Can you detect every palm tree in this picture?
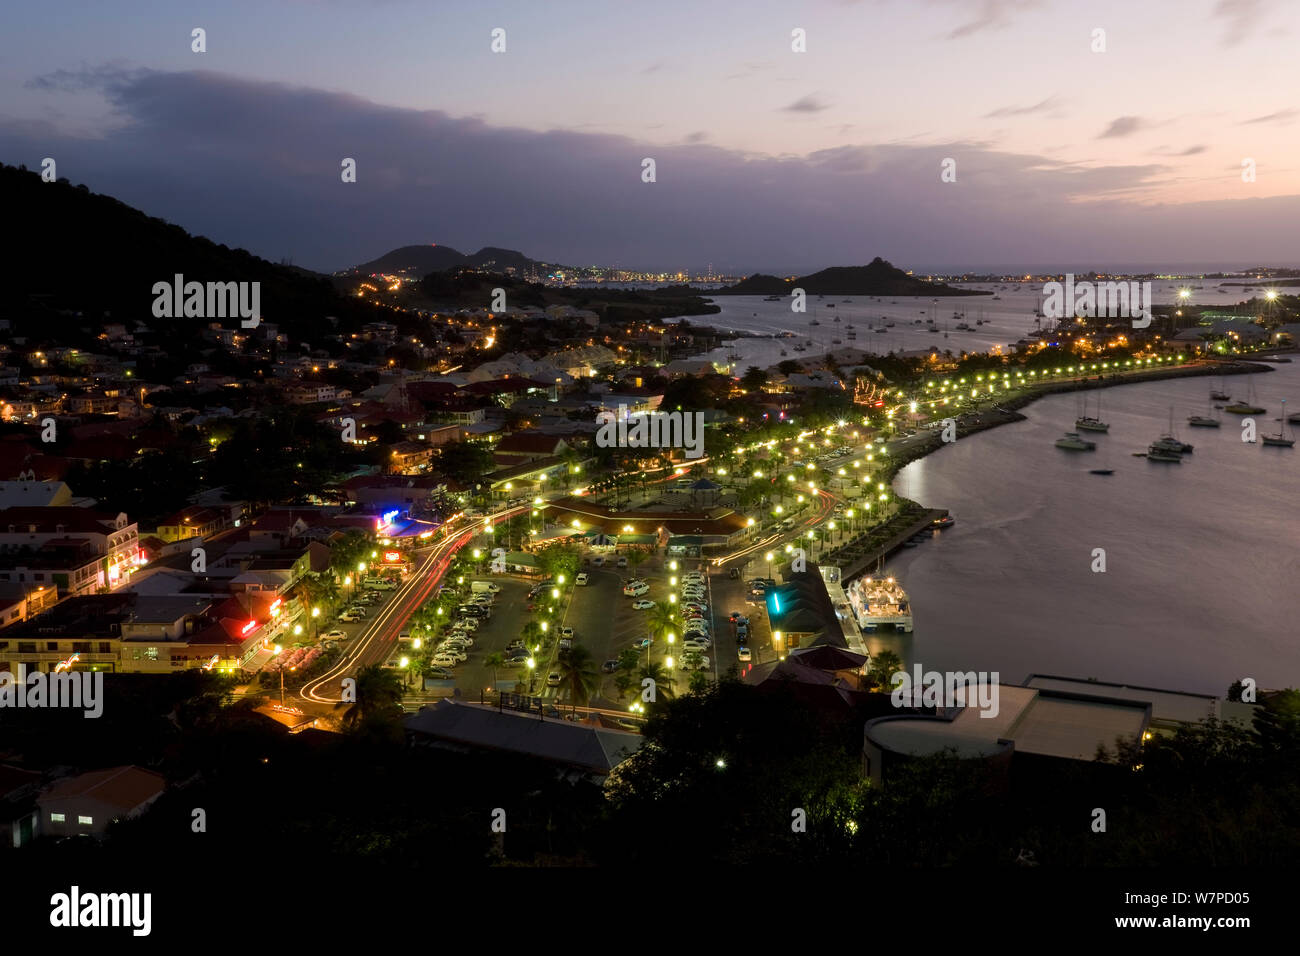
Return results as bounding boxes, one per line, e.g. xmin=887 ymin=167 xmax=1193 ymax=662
xmin=556 ymin=644 xmax=599 ymax=706
xmin=334 ymin=664 xmax=404 ymax=731
xmin=637 ymin=661 xmax=675 ymax=702
xmin=624 ymin=549 xmax=651 ymax=579
xmin=483 ymin=652 xmax=505 ymax=691
xmin=687 ymin=669 xmax=712 ymax=695
xmin=646 ymin=601 xmax=682 ymax=643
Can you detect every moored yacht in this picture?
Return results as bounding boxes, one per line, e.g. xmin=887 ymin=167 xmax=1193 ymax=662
xmin=846 ymin=576 xmax=913 ymax=633
xmin=1055 ymin=432 xmax=1096 ymax=451
xmin=1146 ymin=444 xmax=1182 ymax=462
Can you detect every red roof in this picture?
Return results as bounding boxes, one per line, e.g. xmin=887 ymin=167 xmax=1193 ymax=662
xmin=40 ymin=765 xmax=165 ymax=812
xmin=0 ymin=507 xmax=123 ymax=534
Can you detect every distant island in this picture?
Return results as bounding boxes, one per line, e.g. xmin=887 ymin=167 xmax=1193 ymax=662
xmin=347 ymin=244 xmax=565 ymax=279
xmin=715 ymin=257 xmax=990 ymax=297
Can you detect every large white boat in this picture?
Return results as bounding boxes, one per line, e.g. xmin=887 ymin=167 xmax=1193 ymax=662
xmin=846 ymin=575 xmax=913 ymax=633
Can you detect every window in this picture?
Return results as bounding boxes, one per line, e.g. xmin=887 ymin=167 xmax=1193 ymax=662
xmin=73 ymin=642 xmax=91 ymax=653
xmin=98 ymin=642 xmax=111 ymax=654
xmin=78 ymin=815 xmax=93 ymax=826
xmin=50 ymin=813 xmax=65 ymax=822
xmin=46 ymin=642 xmax=59 ymax=652
xmin=18 ymin=642 xmax=35 ymax=654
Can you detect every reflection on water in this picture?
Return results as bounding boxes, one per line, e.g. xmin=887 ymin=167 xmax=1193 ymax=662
xmin=881 ymin=361 xmax=1300 ymax=695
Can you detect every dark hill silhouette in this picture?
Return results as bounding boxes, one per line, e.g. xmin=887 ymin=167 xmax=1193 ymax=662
xmin=718 ymin=257 xmax=986 ymax=297
xmin=351 ymin=244 xmax=565 ymax=278
xmin=0 ymin=162 xmax=380 ymax=338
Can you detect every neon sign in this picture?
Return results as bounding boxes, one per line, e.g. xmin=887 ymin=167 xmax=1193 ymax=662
xmin=269 ymin=599 xmax=283 ymax=617
xmin=241 ymin=620 xmax=258 ymax=635
xmin=54 ymin=653 xmax=81 ymax=673
xmin=379 ymin=509 xmax=400 ymax=528
xmin=384 ymin=551 xmax=401 ymax=563
xmin=202 ymin=655 xmax=220 ymax=671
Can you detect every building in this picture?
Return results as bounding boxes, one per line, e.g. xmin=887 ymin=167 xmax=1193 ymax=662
xmin=0 ymin=507 xmax=141 ymax=592
xmin=542 ymin=496 xmax=752 ymax=551
xmin=0 ymin=765 xmax=42 ymax=848
xmin=764 ymin=563 xmax=846 ymax=652
xmin=405 ymin=699 xmax=641 ymax=780
xmin=154 ymin=506 xmax=227 ymax=543
xmin=388 ymin=440 xmax=435 ymax=474
xmin=36 ymin=766 xmax=166 ymax=840
xmin=492 ymin=432 xmax=570 ymax=466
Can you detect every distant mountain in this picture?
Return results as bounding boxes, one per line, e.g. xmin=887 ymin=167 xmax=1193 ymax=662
xmin=350 ymin=244 xmax=565 ymax=278
xmin=716 ymin=257 xmax=988 ymax=297
xmin=0 ymin=162 xmax=377 ymax=339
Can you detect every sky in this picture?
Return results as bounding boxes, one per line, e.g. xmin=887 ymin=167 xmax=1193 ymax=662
xmin=1 ymin=0 xmax=1297 ymax=275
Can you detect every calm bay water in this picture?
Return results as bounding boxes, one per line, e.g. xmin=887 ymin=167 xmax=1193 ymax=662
xmin=880 ymin=361 xmax=1300 ymax=696
xmin=691 ymin=283 xmax=1263 ymax=371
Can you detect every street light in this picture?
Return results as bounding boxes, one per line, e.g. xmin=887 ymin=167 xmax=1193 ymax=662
xmin=311 ymin=606 xmax=320 ymax=640
xmin=765 ymin=551 xmax=773 ymax=580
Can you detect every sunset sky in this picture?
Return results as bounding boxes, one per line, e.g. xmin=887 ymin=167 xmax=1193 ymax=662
xmin=2 ymin=0 xmax=1296 ymax=273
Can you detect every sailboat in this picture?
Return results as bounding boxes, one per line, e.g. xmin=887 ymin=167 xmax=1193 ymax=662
xmin=1209 ymin=373 xmax=1230 ymax=402
xmin=1151 ymin=407 xmax=1193 ymax=454
xmin=1075 ymin=388 xmax=1109 ymax=432
xmin=1225 ymin=375 xmax=1265 ymax=414
xmin=1262 ymin=399 xmax=1295 ymax=447
xmin=1187 ymin=397 xmax=1221 ymax=428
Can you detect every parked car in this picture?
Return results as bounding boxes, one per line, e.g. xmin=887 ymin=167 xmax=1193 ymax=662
xmin=679 ymin=655 xmax=709 ymax=670
xmin=426 ymin=667 xmax=454 ymax=680
xmin=632 ymin=600 xmax=655 ymax=610
xmin=338 ymin=611 xmax=362 ymax=623
xmin=438 ymin=648 xmax=468 ymax=663
xmin=430 ymin=656 xmax=458 ymax=669
xmin=616 ymin=556 xmax=628 ymax=568
xmin=601 ymin=659 xmax=620 ymax=673
xmin=324 ymin=630 xmax=346 ymax=641
xmin=558 ymin=638 xmax=573 ymax=651
xmin=506 ymin=653 xmax=530 ymax=665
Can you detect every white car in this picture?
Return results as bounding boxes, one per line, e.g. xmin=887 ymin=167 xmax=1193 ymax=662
xmin=323 ymin=630 xmax=346 ymax=641
xmin=448 ymin=630 xmax=468 ymax=642
xmin=632 ymin=600 xmax=655 ymax=610
xmin=682 ymin=640 xmax=710 ymax=653
xmin=576 ymin=572 xmax=589 ymax=586
xmin=737 ymin=647 xmax=752 ymax=662
xmin=437 ymin=648 xmax=467 ymax=663
xmin=679 ymin=655 xmax=710 ymax=671
xmin=456 ymin=618 xmax=479 ymax=631
xmin=681 ymin=588 xmax=706 ymax=599
xmin=430 ymin=656 xmax=459 ymax=669
xmin=624 ymin=584 xmax=650 ymax=597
